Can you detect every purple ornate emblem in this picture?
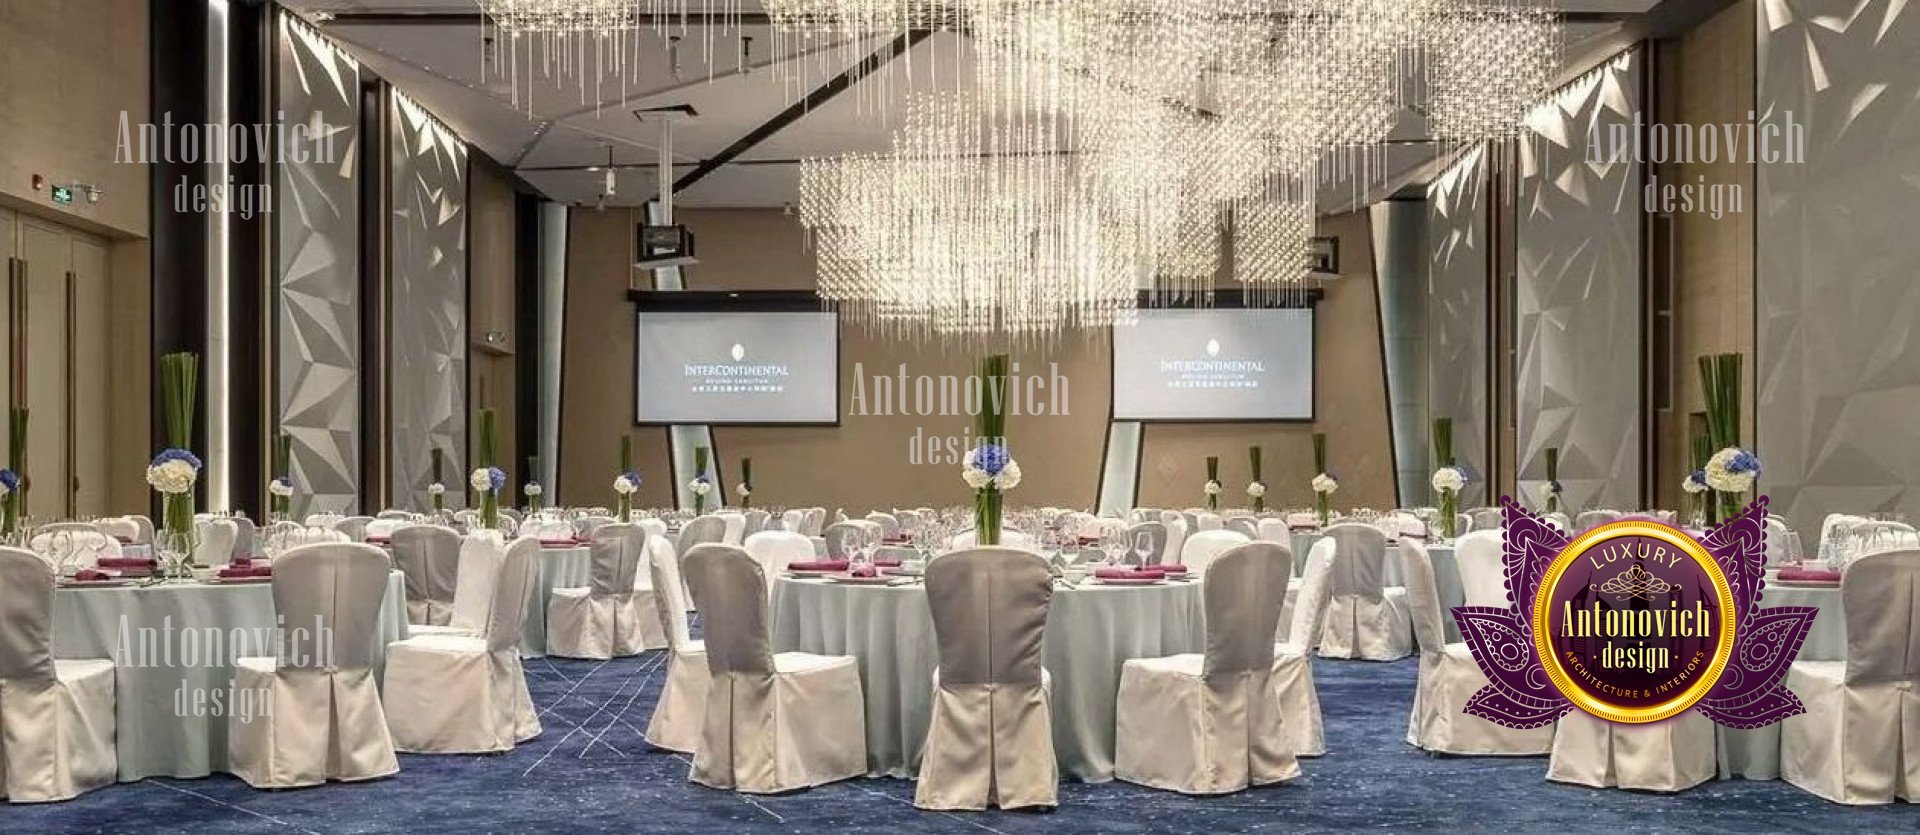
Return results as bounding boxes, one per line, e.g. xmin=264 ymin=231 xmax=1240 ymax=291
xmin=1453 ymin=496 xmax=1817 ymax=728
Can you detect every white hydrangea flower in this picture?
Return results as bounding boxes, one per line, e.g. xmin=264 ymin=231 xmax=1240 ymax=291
xmin=469 ymin=468 xmax=493 ymax=493
xmin=613 ymin=475 xmax=638 ymax=495
xmin=962 ymin=467 xmax=993 ymax=490
xmin=1431 ymin=467 xmax=1466 ymax=493
xmin=1203 ymin=480 xmax=1222 ymax=496
xmin=1311 ymin=473 xmax=1339 ymax=495
xmin=993 ymin=460 xmax=1022 ymax=491
xmin=1704 ymin=447 xmax=1761 ymax=493
xmin=1246 ymin=481 xmax=1267 ymax=498
xmin=268 ymin=479 xmax=294 ymax=498
xmin=1682 ymin=472 xmax=1709 ymax=495
xmin=524 ymin=483 xmax=543 ymax=497
xmin=427 ymin=482 xmax=446 ymax=496
xmin=688 ymin=479 xmax=712 ymax=496
xmin=736 ymin=483 xmax=752 ymax=497
xmin=146 ymin=460 xmax=198 ymax=494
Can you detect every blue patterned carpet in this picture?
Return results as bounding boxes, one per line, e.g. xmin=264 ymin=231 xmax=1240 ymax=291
xmin=13 ymin=651 xmax=1913 ymax=833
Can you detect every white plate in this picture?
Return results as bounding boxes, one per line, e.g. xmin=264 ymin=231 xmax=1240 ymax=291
xmin=826 ymin=573 xmax=893 ymax=585
xmin=1770 ymin=578 xmax=1840 ymax=588
xmin=211 ymin=576 xmax=275 ymax=584
xmin=61 ymin=578 xmax=135 ymax=588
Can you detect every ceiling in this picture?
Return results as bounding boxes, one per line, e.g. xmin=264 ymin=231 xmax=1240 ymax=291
xmin=283 ymin=1 xmax=1665 ymax=210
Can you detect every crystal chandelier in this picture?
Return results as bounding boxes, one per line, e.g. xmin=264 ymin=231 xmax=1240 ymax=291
xmin=480 ymin=0 xmax=643 ymax=109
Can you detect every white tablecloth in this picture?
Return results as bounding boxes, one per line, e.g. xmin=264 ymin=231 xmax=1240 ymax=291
xmin=1718 ymin=580 xmax=1845 ymax=780
xmin=523 ymin=546 xmax=591 ymax=658
xmin=770 ymin=575 xmax=1204 ymax=782
xmin=51 ymin=571 xmax=408 ymax=781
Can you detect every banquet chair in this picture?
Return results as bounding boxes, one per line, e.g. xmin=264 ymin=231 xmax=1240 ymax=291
xmin=744 ymin=531 xmax=815 ymax=588
xmin=1272 ymin=540 xmax=1330 ymax=756
xmin=305 ymin=512 xmax=343 ymax=528
xmin=1164 ymin=518 xmax=1190 ymax=570
xmin=1399 ymin=539 xmax=1551 ymax=756
xmin=1548 ymin=707 xmax=1716 ymax=792
xmin=1195 ymin=512 xmax=1224 ymax=531
xmin=194 ymin=519 xmax=239 ymax=567
xmin=1315 ymin=523 xmax=1413 ymax=661
xmin=502 ymin=508 xmax=524 ymax=524
xmin=228 ymin=543 xmax=400 ymax=788
xmin=1159 ymin=509 xmax=1183 ymax=525
xmin=230 ymin=516 xmax=259 ymax=558
xmin=682 ymin=544 xmax=867 ymax=793
xmin=644 ymin=538 xmax=707 ymax=753
xmin=1781 ymin=549 xmax=1920 ymax=803
xmin=0 ymin=548 xmax=116 ymax=803
xmin=916 ymin=548 xmax=1058 ymax=810
xmin=548 ymin=523 xmax=661 ymax=659
xmin=94 ymin=517 xmax=138 ymax=543
xmin=332 ymin=515 xmax=375 ymax=543
xmin=1255 ymin=518 xmax=1290 ymax=543
xmin=1116 ymin=541 xmax=1302 ymax=794
xmin=638 ymin=517 xmax=669 ymax=541
xmin=1126 ymin=521 xmax=1169 ymax=565
xmin=717 ymin=512 xmax=747 ymax=546
xmin=1285 ymin=512 xmax=1319 ymax=529
xmin=1764 ymin=517 xmax=1799 ymax=567
xmin=363 ymin=518 xmax=408 ymax=541
xmin=1573 ymin=510 xmax=1621 ymax=533
xmin=29 ymin=526 xmax=121 ymax=569
xmin=865 ymin=512 xmax=900 ymax=539
xmin=803 ymin=507 xmax=828 ymax=535
xmin=390 ymin=525 xmax=461 ymax=625
xmin=1544 ymin=512 xmax=1571 ymax=532
xmin=1225 ymin=517 xmax=1259 ymax=539
xmin=677 ymin=515 xmax=728 ymax=559
xmin=1178 ymin=529 xmax=1251 ymax=576
xmin=893 ymin=510 xmax=923 ymax=532
xmin=1453 ymin=530 xmax=1508 ymax=608
xmin=384 ymin=536 xmax=542 ymax=753
xmin=780 ymin=509 xmax=806 ymax=533
xmin=1467 ymin=507 xmax=1503 ymax=533
xmin=743 ymin=509 xmax=770 ymax=536
xmin=404 ymin=533 xmax=509 ymax=639
xmin=822 ymin=521 xmax=864 ymax=560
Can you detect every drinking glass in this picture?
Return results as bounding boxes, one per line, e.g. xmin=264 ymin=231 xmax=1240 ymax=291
xmin=1133 ymin=531 xmax=1154 ymax=566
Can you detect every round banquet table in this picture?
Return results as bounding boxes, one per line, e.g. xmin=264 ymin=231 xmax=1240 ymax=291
xmin=770 ymin=573 xmax=1205 ymax=782
xmin=1716 ymin=579 xmax=1846 ymax=780
xmin=523 ymin=545 xmax=591 ymax=658
xmin=51 ymin=571 xmax=408 ymax=782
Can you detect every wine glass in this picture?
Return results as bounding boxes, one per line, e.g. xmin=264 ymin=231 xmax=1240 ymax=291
xmin=1133 ymin=530 xmax=1154 ymax=567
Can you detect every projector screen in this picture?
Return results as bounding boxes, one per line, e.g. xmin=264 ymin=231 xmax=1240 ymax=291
xmin=635 ymin=310 xmax=840 ymax=424
xmin=1111 ymin=308 xmax=1315 ymax=421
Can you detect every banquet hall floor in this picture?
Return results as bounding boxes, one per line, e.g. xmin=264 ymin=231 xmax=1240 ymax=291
xmin=14 ymin=648 xmax=1912 ymax=833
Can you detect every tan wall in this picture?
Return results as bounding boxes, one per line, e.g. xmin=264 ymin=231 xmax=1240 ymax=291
xmin=468 ymin=162 xmax=519 ymax=481
xmin=559 ymin=206 xmax=1394 ymax=515
xmin=1136 ymin=211 xmax=1397 ymax=511
xmin=0 ymin=0 xmax=150 ymax=239
xmin=1656 ymin=0 xmax=1756 ymax=508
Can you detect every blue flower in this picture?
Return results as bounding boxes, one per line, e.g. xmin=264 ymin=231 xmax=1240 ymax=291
xmin=0 ymin=469 xmax=17 ymax=492
xmin=273 ymin=476 xmax=292 ymax=489
xmin=151 ymin=448 xmax=203 ymax=471
xmin=971 ymin=443 xmax=1010 ymax=476
xmin=488 ymin=466 xmax=506 ymax=492
xmin=1689 ymin=468 xmax=1707 ymax=485
xmin=624 ymin=470 xmax=641 ymax=484
xmin=1727 ymin=449 xmax=1761 ymax=475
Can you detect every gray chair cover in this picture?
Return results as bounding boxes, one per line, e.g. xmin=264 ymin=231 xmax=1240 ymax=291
xmin=1225 ymin=517 xmax=1259 ymax=539
xmin=915 ymin=548 xmax=1057 ymax=809
xmin=1317 ymin=523 xmax=1413 ymax=660
xmin=743 ymin=509 xmax=770 ymax=536
xmin=823 ymin=521 xmax=863 ymax=560
xmin=545 ymin=524 xmax=651 ymax=659
xmin=0 ymin=548 xmax=117 ymax=801
xmin=1127 ymin=521 xmax=1170 ymax=566
xmin=1467 ymin=507 xmax=1503 ymax=533
xmin=676 ymin=515 xmax=727 ymax=559
xmin=391 ymin=525 xmax=462 ymax=626
xmin=331 ymin=515 xmax=374 ymax=542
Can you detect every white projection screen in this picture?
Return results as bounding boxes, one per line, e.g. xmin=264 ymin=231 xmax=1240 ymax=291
xmin=635 ymin=310 xmax=840 ymax=424
xmin=1112 ymin=308 xmax=1315 ymax=421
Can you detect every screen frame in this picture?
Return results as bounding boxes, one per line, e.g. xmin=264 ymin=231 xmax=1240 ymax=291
xmin=628 ymin=290 xmax=843 ymax=427
xmin=1108 ymin=292 xmax=1323 ymax=424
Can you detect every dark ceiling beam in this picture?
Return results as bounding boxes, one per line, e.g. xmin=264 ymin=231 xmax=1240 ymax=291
xmin=1551 ymin=0 xmax=1742 ymax=87
xmin=669 ymin=28 xmax=933 ymax=194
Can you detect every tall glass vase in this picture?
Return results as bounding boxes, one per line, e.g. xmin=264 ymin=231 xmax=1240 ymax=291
xmin=1439 ymin=490 xmax=1458 ymax=541
xmin=617 ymin=495 xmax=632 ymax=522
xmin=480 ymin=491 xmax=499 ymax=530
xmin=1715 ymin=490 xmax=1743 ymax=523
xmin=976 ymin=487 xmax=1002 ymax=545
xmin=160 ymin=493 xmax=197 ymax=579
xmin=1315 ymin=494 xmax=1330 ymax=528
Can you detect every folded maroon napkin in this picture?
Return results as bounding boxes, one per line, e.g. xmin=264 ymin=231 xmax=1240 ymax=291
xmin=787 ymin=560 xmax=850 ymax=572
xmin=1093 ymin=568 xmax=1161 ymax=581
xmin=72 ymin=569 xmax=111 ymax=582
xmin=539 ymin=539 xmax=578 ymax=548
xmin=1140 ymin=564 xmax=1189 ymax=575
xmin=98 ymin=557 xmax=156 ymax=569
xmin=1288 ymin=523 xmax=1319 ymax=532
xmin=114 ymin=536 xmax=134 ymax=544
xmin=218 ymin=564 xmax=272 ymax=578
xmin=848 ymin=565 xmax=879 ymax=578
xmin=1776 ymin=566 xmax=1841 ymax=582
xmin=883 ymin=536 xmax=909 ymax=545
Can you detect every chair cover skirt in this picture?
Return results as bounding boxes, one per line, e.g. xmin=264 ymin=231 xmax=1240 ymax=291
xmin=0 ymin=660 xmax=116 ymax=803
xmin=1406 ymin=645 xmax=1551 ymax=756
xmin=1318 ymin=588 xmax=1413 ymax=660
xmin=1114 ymin=654 xmax=1301 ymax=794
xmin=1547 ymin=710 xmax=1715 ymax=792
xmin=644 ymin=643 xmax=710 ymax=754
xmin=915 ymin=670 xmax=1057 ymax=810
xmin=1271 ymin=646 xmax=1326 ymax=757
xmin=228 ymin=662 xmax=398 ymax=787
xmin=1781 ymin=661 xmax=1920 ymax=803
xmin=384 ymin=635 xmax=541 ymax=753
xmin=545 ymin=589 xmax=665 ymax=659
xmin=690 ymin=657 xmax=867 ymax=794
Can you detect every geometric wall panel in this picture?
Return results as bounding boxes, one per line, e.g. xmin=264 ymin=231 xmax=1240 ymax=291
xmin=275 ymin=17 xmax=362 ymax=516
xmin=1515 ymin=49 xmax=1644 ymax=513
xmin=388 ymin=93 xmax=468 ymax=512
xmin=1757 ymin=0 xmax=1920 ymax=537
xmin=1426 ymin=146 xmax=1490 ymax=508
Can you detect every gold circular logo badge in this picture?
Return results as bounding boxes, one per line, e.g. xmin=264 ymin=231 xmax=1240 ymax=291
xmin=1530 ymin=520 xmax=1738 ymax=723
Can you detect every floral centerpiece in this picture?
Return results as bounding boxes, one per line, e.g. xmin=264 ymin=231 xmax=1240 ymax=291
xmin=1699 ymin=353 xmax=1757 ymax=521
xmin=1203 ymin=456 xmax=1222 ymax=511
xmin=737 ymin=457 xmax=753 ymax=509
xmin=1431 ymin=418 xmax=1463 ymax=539
xmin=1682 ymin=469 xmax=1710 ymax=524
xmin=268 ymin=432 xmax=293 ymax=521
xmin=615 ymin=434 xmax=636 ymax=521
xmin=156 ymin=352 xmax=200 ymax=574
xmin=690 ymin=445 xmax=713 ymax=515
xmin=1246 ymin=445 xmax=1266 ymax=513
xmin=524 ymin=481 xmax=543 ymax=512
xmin=1310 ymin=432 xmax=1335 ymax=527
xmin=474 ymin=408 xmax=502 ymax=529
xmin=1 ymin=407 xmax=25 ymax=540
xmin=964 ymin=354 xmax=1019 ymax=545
xmin=428 ymin=481 xmax=447 ymax=514
xmin=1540 ymin=446 xmax=1563 ymax=514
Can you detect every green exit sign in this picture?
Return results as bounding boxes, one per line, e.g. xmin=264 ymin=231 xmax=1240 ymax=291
xmin=50 ymin=185 xmax=73 ymax=205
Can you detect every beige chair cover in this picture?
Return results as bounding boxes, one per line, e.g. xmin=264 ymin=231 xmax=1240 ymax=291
xmin=1316 ymin=523 xmax=1413 ymax=661
xmin=1398 ymin=539 xmax=1551 ymax=756
xmin=1127 ymin=521 xmax=1169 ymax=565
xmin=1454 ymin=530 xmax=1509 ymax=608
xmin=384 ymin=537 xmax=543 ymax=753
xmin=914 ymin=548 xmax=1057 ymax=810
xmin=1782 ymin=549 xmax=1920 ymax=803
xmin=644 ymin=537 xmax=708 ymax=753
xmin=0 ymin=548 xmax=116 ymax=802
xmin=228 ymin=543 xmax=400 ymax=787
xmin=1179 ymin=529 xmax=1251 ymax=575
xmin=391 ymin=525 xmax=461 ymax=625
xmin=683 ymin=544 xmax=866 ymax=794
xmin=547 ymin=524 xmax=661 ymax=659
xmin=1115 ymin=541 xmax=1302 ymax=794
